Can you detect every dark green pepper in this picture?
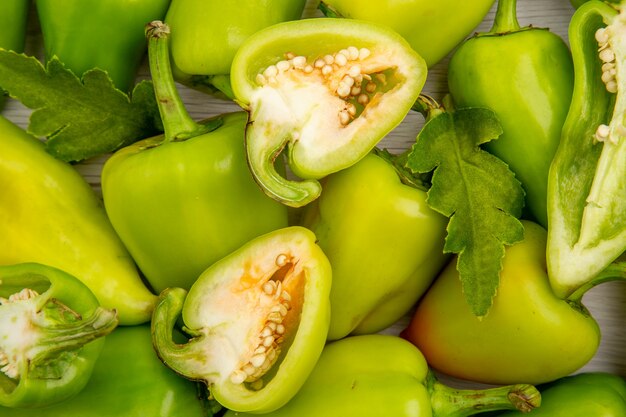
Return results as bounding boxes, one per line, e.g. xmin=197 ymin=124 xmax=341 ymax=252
xmin=35 ymin=0 xmax=171 ymax=91
xmin=492 ymin=372 xmax=626 ymax=416
xmin=546 ymin=0 xmax=626 ymax=298
xmin=152 ymin=226 xmax=332 ymax=414
xmin=0 ymin=0 xmax=29 ymax=53
xmin=0 ymin=263 xmax=118 ymax=408
xmin=225 ymin=335 xmax=541 ymax=417
xmin=0 ymin=325 xmax=212 ymax=416
xmin=447 ymin=0 xmax=574 ymax=227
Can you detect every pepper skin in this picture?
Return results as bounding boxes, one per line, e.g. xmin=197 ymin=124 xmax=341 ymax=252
xmin=448 ymin=0 xmax=574 ymax=228
xmin=0 ymin=115 xmax=157 ymax=325
xmin=301 ymin=151 xmax=448 ymax=340
xmin=35 ymin=0 xmax=171 ymax=91
xmin=225 ymin=335 xmax=542 ymax=417
xmin=0 ymin=263 xmax=118 ymax=408
xmin=0 ymin=0 xmax=29 ymax=53
xmin=151 ymin=226 xmax=332 ymax=414
xmin=494 ymin=372 xmax=626 ymax=416
xmin=102 ymin=22 xmax=287 ymax=293
xmin=230 ymin=18 xmax=426 ymax=207
xmin=319 ymin=0 xmax=495 ymax=67
xmin=402 ymin=221 xmax=601 ymax=385
xmin=0 ymin=325 xmax=211 ymax=416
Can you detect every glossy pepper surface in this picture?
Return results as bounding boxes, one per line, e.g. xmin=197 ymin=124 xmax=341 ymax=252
xmin=35 ymin=0 xmax=171 ymax=91
xmin=0 ymin=263 xmax=118 ymax=409
xmin=402 ymin=221 xmax=601 ymax=385
xmin=547 ymin=0 xmax=626 ymax=298
xmin=0 ymin=115 xmax=157 ymax=325
xmin=225 ymin=334 xmax=542 ymax=417
xmin=102 ymin=22 xmax=287 ymax=293
xmin=230 ymin=18 xmax=426 ymax=207
xmin=447 ymin=0 xmax=574 ymax=227
xmin=319 ymin=0 xmax=495 ymax=67
xmin=152 ymin=226 xmax=332 ymax=414
xmin=0 ymin=325 xmax=212 ymax=416
xmin=0 ymin=0 xmax=29 ymax=53
xmin=301 ymin=151 xmax=448 ymax=340
xmin=493 ymin=372 xmax=626 ymax=416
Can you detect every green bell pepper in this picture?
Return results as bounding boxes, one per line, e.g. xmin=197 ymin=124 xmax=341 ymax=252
xmin=447 ymin=0 xmax=574 ymax=227
xmin=165 ymin=0 xmax=306 ymax=97
xmin=301 ymin=150 xmax=448 ymax=340
xmin=319 ymin=0 xmax=495 ymax=68
xmin=35 ymin=0 xmax=171 ymax=91
xmin=0 ymin=0 xmax=29 ymax=53
xmin=101 ymin=21 xmax=287 ymax=294
xmin=225 ymin=334 xmax=541 ymax=417
xmin=0 ymin=325 xmax=213 ymax=416
xmin=0 ymin=115 xmax=157 ymax=325
xmin=546 ymin=0 xmax=626 ymax=298
xmin=151 ymin=226 xmax=332 ymax=414
xmin=402 ymin=221 xmax=603 ymax=385
xmin=492 ymin=372 xmax=626 ymax=416
xmin=0 ymin=263 xmax=118 ymax=408
xmin=230 ymin=18 xmax=427 ymax=207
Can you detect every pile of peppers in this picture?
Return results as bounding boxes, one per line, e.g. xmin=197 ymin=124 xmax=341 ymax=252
xmin=0 ymin=0 xmax=624 ymax=416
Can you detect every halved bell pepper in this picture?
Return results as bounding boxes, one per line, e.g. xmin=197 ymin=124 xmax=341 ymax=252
xmin=224 ymin=334 xmax=542 ymax=417
xmin=0 ymin=263 xmax=118 ymax=408
xmin=151 ymin=226 xmax=332 ymax=414
xmin=230 ymin=18 xmax=427 ymax=207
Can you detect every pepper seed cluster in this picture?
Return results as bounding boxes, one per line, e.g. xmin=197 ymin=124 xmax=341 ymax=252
xmin=0 ymin=288 xmax=39 ymax=379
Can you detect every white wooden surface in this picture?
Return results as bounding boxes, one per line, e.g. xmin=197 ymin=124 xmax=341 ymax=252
xmin=3 ymin=0 xmax=624 ymax=382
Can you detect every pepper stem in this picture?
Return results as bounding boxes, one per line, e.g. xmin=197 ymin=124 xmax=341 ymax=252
xmin=427 ymin=372 xmax=541 ymax=417
xmin=567 ymin=261 xmax=626 ymax=303
xmin=490 ymin=0 xmax=521 ymax=34
xmin=145 ymin=21 xmax=213 ymax=142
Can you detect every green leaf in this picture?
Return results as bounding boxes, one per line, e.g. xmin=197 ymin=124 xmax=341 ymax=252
xmin=0 ymin=49 xmax=162 ymax=162
xmin=405 ymin=107 xmax=525 ymax=316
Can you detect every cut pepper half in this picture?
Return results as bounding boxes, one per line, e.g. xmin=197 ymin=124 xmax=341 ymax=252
xmin=230 ymin=18 xmax=427 ymax=207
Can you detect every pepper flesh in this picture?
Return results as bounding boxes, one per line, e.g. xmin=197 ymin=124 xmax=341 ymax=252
xmin=230 ymin=18 xmax=426 ymax=207
xmin=151 ymin=226 xmax=331 ymax=414
xmin=0 ymin=263 xmax=118 ymax=409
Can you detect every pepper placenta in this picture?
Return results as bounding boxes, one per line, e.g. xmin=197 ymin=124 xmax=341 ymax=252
xmin=230 ymin=18 xmax=427 ymax=207
xmin=102 ymin=21 xmax=287 ymax=293
xmin=225 ymin=334 xmax=541 ymax=417
xmin=546 ymin=0 xmax=626 ymax=298
xmin=493 ymin=372 xmax=626 ymax=416
xmin=301 ymin=151 xmax=448 ymax=340
xmin=165 ymin=0 xmax=306 ymax=97
xmin=319 ymin=0 xmax=495 ymax=67
xmin=0 ymin=115 xmax=157 ymax=325
xmin=447 ymin=0 xmax=574 ymax=227
xmin=35 ymin=0 xmax=171 ymax=91
xmin=402 ymin=221 xmax=601 ymax=385
xmin=0 ymin=263 xmax=118 ymax=409
xmin=0 ymin=325 xmax=212 ymax=416
xmin=151 ymin=226 xmax=332 ymax=414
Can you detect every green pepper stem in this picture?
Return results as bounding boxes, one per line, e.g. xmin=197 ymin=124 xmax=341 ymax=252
xmin=490 ymin=0 xmax=521 ymax=33
xmin=567 ymin=261 xmax=626 ymax=303
xmin=145 ymin=21 xmax=211 ymax=142
xmin=427 ymin=372 xmax=541 ymax=417
xmin=318 ymin=2 xmax=343 ymax=18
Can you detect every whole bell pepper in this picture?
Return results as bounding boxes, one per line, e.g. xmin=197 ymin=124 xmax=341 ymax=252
xmin=165 ymin=0 xmax=306 ymax=98
xmin=547 ymin=0 xmax=626 ymax=298
xmin=151 ymin=226 xmax=332 ymax=414
xmin=35 ymin=0 xmax=171 ymax=91
xmin=0 ymin=263 xmax=118 ymax=409
xmin=401 ymin=221 xmax=602 ymax=385
xmin=493 ymin=372 xmax=626 ymax=416
xmin=447 ymin=0 xmax=574 ymax=227
xmin=319 ymin=0 xmax=495 ymax=68
xmin=0 ymin=325 xmax=213 ymax=416
xmin=0 ymin=115 xmax=157 ymax=325
xmin=225 ymin=334 xmax=541 ymax=417
xmin=301 ymin=150 xmax=448 ymax=340
xmin=230 ymin=18 xmax=427 ymax=207
xmin=102 ymin=21 xmax=288 ymax=294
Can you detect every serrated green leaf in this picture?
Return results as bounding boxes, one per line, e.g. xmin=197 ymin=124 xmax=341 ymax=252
xmin=406 ymin=107 xmax=525 ymax=317
xmin=0 ymin=49 xmax=161 ymax=162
